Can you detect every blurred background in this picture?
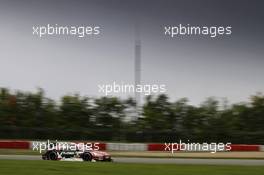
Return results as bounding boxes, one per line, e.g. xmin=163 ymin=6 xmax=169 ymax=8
xmin=0 ymin=88 xmax=264 ymax=144
xmin=0 ymin=0 xmax=263 ymax=144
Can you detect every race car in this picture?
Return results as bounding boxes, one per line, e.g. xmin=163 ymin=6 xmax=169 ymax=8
xmin=42 ymin=149 xmax=112 ymax=162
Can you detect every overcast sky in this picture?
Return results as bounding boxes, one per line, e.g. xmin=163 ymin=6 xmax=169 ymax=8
xmin=0 ymin=0 xmax=263 ymax=105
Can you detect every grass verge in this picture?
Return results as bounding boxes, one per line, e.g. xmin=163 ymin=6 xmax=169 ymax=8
xmin=0 ymin=159 xmax=264 ymax=175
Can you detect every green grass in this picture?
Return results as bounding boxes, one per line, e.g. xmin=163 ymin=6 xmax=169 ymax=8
xmin=0 ymin=160 xmax=264 ymax=175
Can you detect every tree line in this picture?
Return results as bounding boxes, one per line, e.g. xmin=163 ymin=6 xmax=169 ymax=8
xmin=0 ymin=88 xmax=263 ymax=144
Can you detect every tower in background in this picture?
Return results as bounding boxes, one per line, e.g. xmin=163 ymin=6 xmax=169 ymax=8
xmin=134 ymin=24 xmax=141 ymax=120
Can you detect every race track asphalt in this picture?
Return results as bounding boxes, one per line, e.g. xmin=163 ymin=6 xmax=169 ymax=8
xmin=0 ymin=155 xmax=264 ymax=166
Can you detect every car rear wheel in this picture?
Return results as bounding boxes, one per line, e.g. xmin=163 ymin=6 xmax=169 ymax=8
xmin=82 ymin=152 xmax=92 ymax=161
xmin=48 ymin=151 xmax=58 ymax=160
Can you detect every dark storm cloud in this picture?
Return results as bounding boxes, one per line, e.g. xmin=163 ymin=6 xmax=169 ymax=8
xmin=0 ymin=0 xmax=263 ymax=105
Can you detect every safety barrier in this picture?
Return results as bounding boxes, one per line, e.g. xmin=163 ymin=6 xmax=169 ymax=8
xmin=0 ymin=140 xmax=263 ymax=152
xmin=0 ymin=140 xmax=30 ymax=149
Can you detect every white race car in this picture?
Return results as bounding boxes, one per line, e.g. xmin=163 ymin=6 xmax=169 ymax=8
xmin=42 ymin=149 xmax=112 ymax=162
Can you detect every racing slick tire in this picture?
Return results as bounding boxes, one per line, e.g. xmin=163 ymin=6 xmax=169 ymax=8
xmin=82 ymin=152 xmax=92 ymax=161
xmin=47 ymin=151 xmax=58 ymax=160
